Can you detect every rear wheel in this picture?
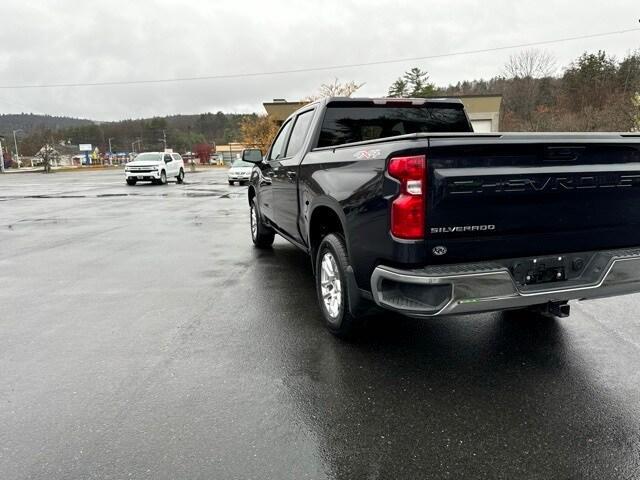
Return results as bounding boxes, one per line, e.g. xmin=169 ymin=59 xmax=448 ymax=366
xmin=315 ymin=233 xmax=360 ymax=338
xmin=126 ymin=178 xmax=137 ymax=186
xmin=176 ymin=168 xmax=184 ymax=183
xmin=250 ymin=198 xmax=275 ymax=248
xmin=228 ymin=180 xmax=234 ymax=185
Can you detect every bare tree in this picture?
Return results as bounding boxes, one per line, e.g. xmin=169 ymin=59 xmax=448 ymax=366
xmin=504 ymin=49 xmax=556 ymax=79
xmin=37 ymin=143 xmax=58 ymax=173
xmin=632 ymin=93 xmax=640 ymax=132
xmin=303 ymin=79 xmax=365 ymax=102
xmin=501 ymin=50 xmax=558 ymax=129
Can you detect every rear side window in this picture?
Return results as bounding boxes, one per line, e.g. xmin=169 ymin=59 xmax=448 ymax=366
xmin=172 ymin=153 xmax=182 ymax=162
xmin=317 ymin=104 xmax=471 ymax=148
xmin=285 ymin=109 xmax=314 ymax=157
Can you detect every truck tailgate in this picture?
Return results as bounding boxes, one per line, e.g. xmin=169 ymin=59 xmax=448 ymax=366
xmin=426 ymin=134 xmax=640 ymax=263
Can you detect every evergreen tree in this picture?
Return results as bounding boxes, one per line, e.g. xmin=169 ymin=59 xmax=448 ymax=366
xmin=388 ymin=67 xmax=436 ymax=98
xmin=388 ymin=78 xmax=409 ymax=97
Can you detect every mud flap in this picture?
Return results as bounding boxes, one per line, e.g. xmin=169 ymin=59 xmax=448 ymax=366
xmin=346 ymin=265 xmax=376 ymax=317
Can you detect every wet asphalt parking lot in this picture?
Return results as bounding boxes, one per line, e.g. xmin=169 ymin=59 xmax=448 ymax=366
xmin=1 ymin=168 xmax=640 ymax=479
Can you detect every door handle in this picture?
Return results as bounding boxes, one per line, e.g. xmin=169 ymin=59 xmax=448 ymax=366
xmin=286 ymin=171 xmax=297 ymax=180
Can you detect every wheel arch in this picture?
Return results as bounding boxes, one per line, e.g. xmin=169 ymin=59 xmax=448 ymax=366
xmin=308 ymin=200 xmax=350 ymax=267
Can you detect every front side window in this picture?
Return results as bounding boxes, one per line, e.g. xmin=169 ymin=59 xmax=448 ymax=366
xmin=268 ymin=120 xmax=293 ymax=161
xmin=285 ymin=109 xmax=315 ymax=157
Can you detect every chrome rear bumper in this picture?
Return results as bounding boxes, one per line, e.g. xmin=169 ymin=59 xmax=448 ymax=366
xmin=370 ymin=248 xmax=640 ymax=317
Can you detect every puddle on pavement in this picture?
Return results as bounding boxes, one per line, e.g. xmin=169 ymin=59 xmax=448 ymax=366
xmin=0 ymin=189 xmax=239 ymax=199
xmin=17 ymin=217 xmax=68 ymax=225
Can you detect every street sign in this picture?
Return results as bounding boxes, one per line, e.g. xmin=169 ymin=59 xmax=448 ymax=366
xmin=79 ymin=144 xmax=92 ymax=152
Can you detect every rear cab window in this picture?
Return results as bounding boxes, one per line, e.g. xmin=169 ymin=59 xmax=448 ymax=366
xmin=316 ymin=101 xmax=472 ymax=148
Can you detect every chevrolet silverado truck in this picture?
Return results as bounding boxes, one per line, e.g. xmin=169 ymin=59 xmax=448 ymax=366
xmin=243 ymin=97 xmax=640 ymax=337
xmin=125 ymin=152 xmax=185 ymax=185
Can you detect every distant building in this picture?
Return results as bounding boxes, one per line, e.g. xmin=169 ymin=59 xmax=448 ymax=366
xmin=456 ymin=94 xmax=502 ymax=132
xmin=216 ymin=143 xmax=245 ymax=164
xmin=30 ymin=143 xmax=82 ymax=167
xmin=263 ymin=95 xmax=503 ymax=132
xmin=263 ymin=99 xmax=307 ymax=124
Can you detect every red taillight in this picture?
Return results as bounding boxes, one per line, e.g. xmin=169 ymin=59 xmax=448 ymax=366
xmin=388 ymin=155 xmax=426 ymax=239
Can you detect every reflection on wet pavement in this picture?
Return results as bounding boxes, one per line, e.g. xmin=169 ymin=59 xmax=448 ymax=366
xmin=1 ymin=168 xmax=640 ymax=479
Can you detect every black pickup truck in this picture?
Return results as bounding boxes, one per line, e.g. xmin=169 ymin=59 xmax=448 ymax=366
xmin=243 ymin=97 xmax=640 ymax=337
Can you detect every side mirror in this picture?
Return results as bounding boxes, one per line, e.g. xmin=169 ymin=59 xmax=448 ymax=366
xmin=242 ymin=148 xmax=263 ymax=164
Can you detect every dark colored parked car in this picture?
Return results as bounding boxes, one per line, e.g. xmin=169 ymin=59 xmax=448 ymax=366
xmin=244 ymin=97 xmax=640 ymax=337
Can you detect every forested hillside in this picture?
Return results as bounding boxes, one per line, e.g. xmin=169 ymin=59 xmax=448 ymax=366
xmin=16 ymin=112 xmax=255 ymax=156
xmin=437 ymin=50 xmax=640 ymax=132
xmin=0 ymin=114 xmax=92 ymax=138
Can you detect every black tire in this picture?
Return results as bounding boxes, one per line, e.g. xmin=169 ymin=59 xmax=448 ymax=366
xmin=315 ymin=233 xmax=360 ymax=338
xmin=126 ymin=178 xmax=137 ymax=186
xmin=228 ymin=181 xmax=234 ymax=185
xmin=250 ymin=198 xmax=275 ymax=248
xmin=239 ymin=181 xmax=247 ymax=186
xmin=176 ymin=168 xmax=184 ymax=184
xmin=159 ymin=170 xmax=167 ymax=185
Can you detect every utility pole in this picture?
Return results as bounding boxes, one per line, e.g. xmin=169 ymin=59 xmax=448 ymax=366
xmin=13 ymin=129 xmax=22 ymax=169
xmin=108 ymin=137 xmax=114 ymax=165
xmin=0 ymin=138 xmax=5 ymax=173
xmin=160 ymin=130 xmax=167 ymax=151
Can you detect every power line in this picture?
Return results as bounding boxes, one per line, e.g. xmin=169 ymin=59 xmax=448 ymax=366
xmin=1 ymin=27 xmax=639 ymax=90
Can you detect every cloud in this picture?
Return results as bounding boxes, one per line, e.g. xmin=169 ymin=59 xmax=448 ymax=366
xmin=0 ymin=0 xmax=637 ymax=120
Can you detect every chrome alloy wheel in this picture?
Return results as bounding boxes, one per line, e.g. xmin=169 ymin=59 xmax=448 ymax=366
xmin=250 ymin=204 xmax=257 ymax=240
xmin=320 ymin=251 xmax=342 ymax=319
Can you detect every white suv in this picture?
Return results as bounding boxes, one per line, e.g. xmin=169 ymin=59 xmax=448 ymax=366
xmin=125 ymin=152 xmax=185 ymax=185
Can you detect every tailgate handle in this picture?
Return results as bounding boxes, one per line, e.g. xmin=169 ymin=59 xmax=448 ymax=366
xmin=544 ymin=146 xmax=585 ymax=162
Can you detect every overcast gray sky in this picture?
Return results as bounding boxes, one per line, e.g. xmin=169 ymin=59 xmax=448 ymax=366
xmin=0 ymin=0 xmax=638 ymax=120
